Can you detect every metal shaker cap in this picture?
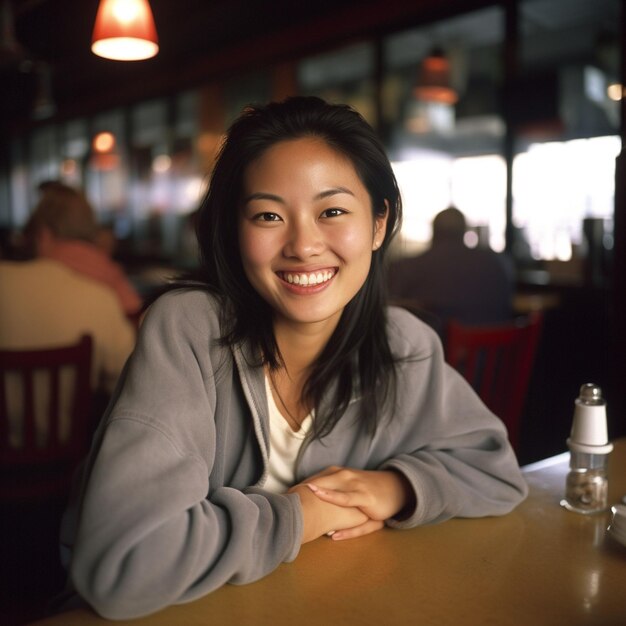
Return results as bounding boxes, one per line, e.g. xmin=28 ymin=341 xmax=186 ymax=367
xmin=578 ymin=383 xmax=604 ymax=406
xmin=568 ymin=382 xmax=613 ymax=454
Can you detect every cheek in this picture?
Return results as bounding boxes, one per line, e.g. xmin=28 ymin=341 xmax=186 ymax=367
xmin=239 ymin=226 xmax=275 ymax=269
xmin=331 ymin=222 xmax=375 ymax=261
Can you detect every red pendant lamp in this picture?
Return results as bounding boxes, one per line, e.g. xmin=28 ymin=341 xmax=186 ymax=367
xmin=414 ymin=47 xmax=457 ymax=105
xmin=91 ymin=0 xmax=159 ymax=61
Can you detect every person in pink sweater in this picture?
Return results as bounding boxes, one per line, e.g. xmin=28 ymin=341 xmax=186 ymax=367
xmin=24 ymin=182 xmax=142 ymax=317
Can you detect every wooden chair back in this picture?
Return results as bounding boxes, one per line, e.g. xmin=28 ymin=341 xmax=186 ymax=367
xmin=445 ymin=312 xmax=543 ymax=453
xmin=0 ymin=335 xmax=93 ymax=500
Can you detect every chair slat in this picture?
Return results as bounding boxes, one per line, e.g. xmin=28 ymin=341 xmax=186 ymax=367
xmin=464 ymin=347 xmax=480 ymax=388
xmin=0 ymin=372 xmax=7 ymax=449
xmin=445 ymin=312 xmax=543 ymax=453
xmin=49 ymin=365 xmax=61 ymax=450
xmin=23 ymin=367 xmax=36 ymax=449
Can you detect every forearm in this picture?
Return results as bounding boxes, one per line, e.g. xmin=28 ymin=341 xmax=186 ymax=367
xmin=69 ymin=420 xmax=301 ymax=619
xmin=381 ymin=444 xmax=528 ymax=528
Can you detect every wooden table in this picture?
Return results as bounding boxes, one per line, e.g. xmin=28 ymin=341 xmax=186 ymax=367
xmin=30 ymin=440 xmax=626 ymax=626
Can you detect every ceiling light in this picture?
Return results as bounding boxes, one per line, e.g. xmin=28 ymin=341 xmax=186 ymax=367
xmin=607 ymin=82 xmax=623 ymax=102
xmin=90 ymin=132 xmax=120 ymax=170
xmin=92 ymin=132 xmax=116 ymax=153
xmin=414 ymin=47 xmax=458 ymax=105
xmin=91 ymin=0 xmax=159 ymax=61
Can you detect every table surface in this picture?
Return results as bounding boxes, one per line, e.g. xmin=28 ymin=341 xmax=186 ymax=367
xmin=30 ymin=439 xmax=626 ymax=626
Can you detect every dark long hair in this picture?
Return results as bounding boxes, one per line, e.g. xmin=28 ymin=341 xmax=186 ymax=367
xmin=185 ymin=96 xmax=402 ymax=437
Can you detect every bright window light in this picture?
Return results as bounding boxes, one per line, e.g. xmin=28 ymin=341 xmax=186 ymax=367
xmin=392 ymin=135 xmax=619 ymax=261
xmin=451 ymin=155 xmax=507 ymax=251
xmin=513 ymin=135 xmax=619 ymax=260
xmin=392 ymin=153 xmax=507 ymax=252
xmin=392 ymin=153 xmax=452 ymax=246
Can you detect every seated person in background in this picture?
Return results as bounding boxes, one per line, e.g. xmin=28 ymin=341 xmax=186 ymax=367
xmin=388 ymin=206 xmax=514 ymax=336
xmin=0 ymin=256 xmax=136 ymax=443
xmin=24 ymin=182 xmax=143 ymax=317
xmin=93 ymin=223 xmax=118 ymax=258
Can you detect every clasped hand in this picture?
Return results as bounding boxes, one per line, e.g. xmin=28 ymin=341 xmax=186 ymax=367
xmin=288 ymin=467 xmax=413 ymax=543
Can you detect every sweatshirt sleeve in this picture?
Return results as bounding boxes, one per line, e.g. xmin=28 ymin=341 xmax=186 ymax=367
xmin=379 ymin=308 xmax=529 ymax=528
xmin=67 ymin=292 xmax=302 ymax=620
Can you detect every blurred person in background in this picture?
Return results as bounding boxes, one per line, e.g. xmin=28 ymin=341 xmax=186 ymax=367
xmin=93 ymin=223 xmax=118 ymax=258
xmin=1 ymin=183 xmax=138 ymax=440
xmin=388 ymin=206 xmax=514 ymax=337
xmin=23 ymin=182 xmax=142 ymax=318
xmin=0 ymin=254 xmax=136 ymax=438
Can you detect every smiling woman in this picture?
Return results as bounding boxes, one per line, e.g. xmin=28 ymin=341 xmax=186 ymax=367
xmin=59 ymin=97 xmax=528 ymax=620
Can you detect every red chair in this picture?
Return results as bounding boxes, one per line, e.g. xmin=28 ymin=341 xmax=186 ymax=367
xmin=0 ymin=335 xmax=93 ymax=501
xmin=445 ymin=312 xmax=543 ymax=453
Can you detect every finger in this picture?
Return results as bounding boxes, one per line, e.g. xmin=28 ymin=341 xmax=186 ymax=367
xmin=306 ymin=483 xmax=362 ymax=508
xmin=306 ymin=469 xmax=359 ymax=492
xmin=331 ymin=519 xmax=385 ymax=541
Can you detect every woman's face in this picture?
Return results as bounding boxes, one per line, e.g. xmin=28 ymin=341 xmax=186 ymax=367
xmin=238 ymin=137 xmax=387 ymax=333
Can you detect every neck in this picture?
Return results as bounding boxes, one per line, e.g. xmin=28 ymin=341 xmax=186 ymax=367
xmin=273 ymin=315 xmax=338 ymax=374
xmin=267 ymin=315 xmax=339 ymax=430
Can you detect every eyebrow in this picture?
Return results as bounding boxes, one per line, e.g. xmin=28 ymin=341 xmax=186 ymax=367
xmin=242 ymin=192 xmax=284 ymax=205
xmin=242 ymin=187 xmax=355 ymax=205
xmin=316 ymin=187 xmax=355 ymax=200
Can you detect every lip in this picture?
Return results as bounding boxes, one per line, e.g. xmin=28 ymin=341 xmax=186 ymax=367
xmin=277 ymin=265 xmax=337 ymax=274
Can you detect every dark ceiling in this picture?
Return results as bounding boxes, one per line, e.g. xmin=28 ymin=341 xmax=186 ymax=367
xmin=1 ymin=0 xmax=478 ymax=137
xmin=1 ymin=0 xmax=620 ymax=139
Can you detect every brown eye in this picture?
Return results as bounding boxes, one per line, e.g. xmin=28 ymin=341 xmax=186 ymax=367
xmin=321 ymin=208 xmax=346 ymax=218
xmin=254 ymin=212 xmax=281 ymax=222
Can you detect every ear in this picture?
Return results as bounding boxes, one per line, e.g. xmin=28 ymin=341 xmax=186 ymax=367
xmin=372 ymin=200 xmax=389 ymax=251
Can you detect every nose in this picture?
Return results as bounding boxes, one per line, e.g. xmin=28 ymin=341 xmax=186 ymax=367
xmin=282 ymin=218 xmax=324 ymax=259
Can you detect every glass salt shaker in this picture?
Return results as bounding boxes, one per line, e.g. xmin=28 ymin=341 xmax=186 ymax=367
xmin=561 ymin=383 xmax=613 ymax=514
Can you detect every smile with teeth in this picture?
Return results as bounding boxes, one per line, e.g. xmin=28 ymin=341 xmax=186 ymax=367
xmin=281 ymin=269 xmax=335 ymax=286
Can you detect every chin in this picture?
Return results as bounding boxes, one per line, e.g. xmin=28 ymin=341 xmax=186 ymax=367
xmin=280 ymin=306 xmax=343 ymax=326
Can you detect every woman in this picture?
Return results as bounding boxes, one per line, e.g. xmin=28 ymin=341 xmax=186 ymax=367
xmin=60 ymin=97 xmax=527 ymax=619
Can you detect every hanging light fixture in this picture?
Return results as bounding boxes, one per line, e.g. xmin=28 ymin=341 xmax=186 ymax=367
xmin=414 ymin=47 xmax=458 ymax=105
xmin=91 ymin=0 xmax=159 ymax=61
xmin=90 ymin=131 xmax=120 ymax=170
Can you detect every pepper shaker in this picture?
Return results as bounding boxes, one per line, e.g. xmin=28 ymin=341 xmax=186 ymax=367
xmin=561 ymin=383 xmax=613 ymax=514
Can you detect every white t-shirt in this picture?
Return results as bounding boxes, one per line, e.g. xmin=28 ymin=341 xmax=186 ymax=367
xmin=263 ymin=375 xmax=312 ymax=494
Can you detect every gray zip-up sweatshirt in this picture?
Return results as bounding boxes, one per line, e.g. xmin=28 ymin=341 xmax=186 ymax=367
xmin=60 ymin=290 xmax=528 ymax=619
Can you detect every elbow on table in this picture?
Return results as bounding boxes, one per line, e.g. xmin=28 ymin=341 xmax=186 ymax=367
xmin=478 ymin=475 xmax=529 ymax=518
xmin=509 ymin=475 xmax=530 ymax=508
xmin=70 ymin=555 xmax=174 ymax=620
xmin=74 ymin=583 xmax=171 ymax=621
